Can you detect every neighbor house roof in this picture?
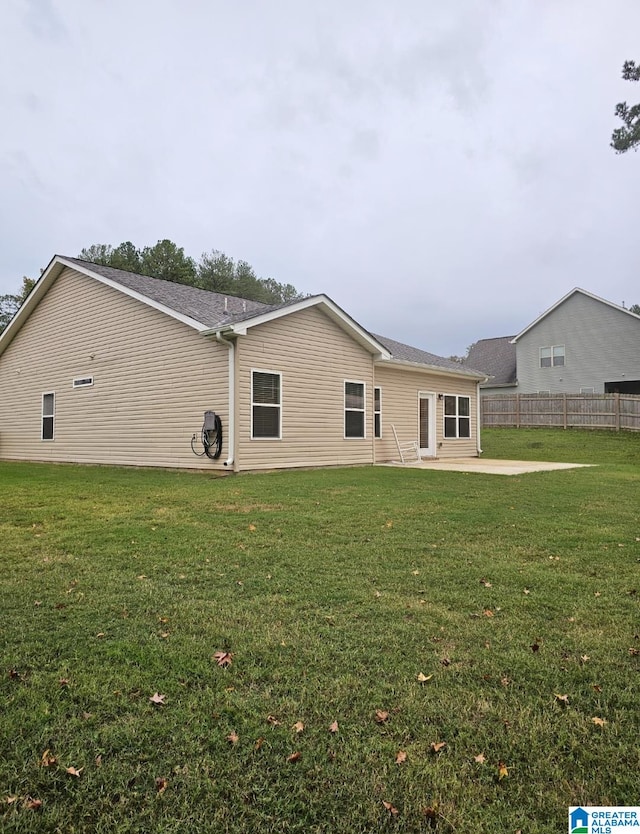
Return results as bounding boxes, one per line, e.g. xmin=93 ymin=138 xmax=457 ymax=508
xmin=512 ymin=287 xmax=640 ymax=342
xmin=373 ymin=333 xmax=484 ymax=377
xmin=465 ymin=336 xmax=517 ymax=386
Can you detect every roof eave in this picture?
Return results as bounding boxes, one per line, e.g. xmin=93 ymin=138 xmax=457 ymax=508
xmin=378 ymin=356 xmax=487 ymax=381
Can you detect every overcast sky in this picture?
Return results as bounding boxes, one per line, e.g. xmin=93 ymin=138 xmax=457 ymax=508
xmin=2 ymin=0 xmax=639 ymax=356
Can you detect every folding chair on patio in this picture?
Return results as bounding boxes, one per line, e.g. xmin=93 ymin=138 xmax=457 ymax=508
xmin=391 ymin=425 xmax=421 ymax=464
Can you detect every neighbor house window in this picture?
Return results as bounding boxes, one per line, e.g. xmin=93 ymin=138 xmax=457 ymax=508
xmin=540 ymin=345 xmax=565 ymax=367
xmin=345 ymin=381 xmax=365 ymax=438
xmin=444 ymin=395 xmax=470 ymax=439
xmin=42 ymin=392 xmax=55 ymax=441
xmin=251 ymin=370 xmax=281 ymax=439
xmin=374 ymin=387 xmax=382 ymax=438
xmin=580 ymin=387 xmax=594 ymax=394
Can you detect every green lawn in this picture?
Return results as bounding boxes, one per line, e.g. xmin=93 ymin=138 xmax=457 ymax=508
xmin=1 ymin=429 xmax=639 ymax=833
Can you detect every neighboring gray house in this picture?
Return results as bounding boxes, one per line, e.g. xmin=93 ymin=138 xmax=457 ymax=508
xmin=466 ymin=288 xmax=640 ymax=395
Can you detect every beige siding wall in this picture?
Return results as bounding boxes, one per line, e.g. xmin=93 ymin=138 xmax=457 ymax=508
xmin=0 ymin=268 xmax=229 ymax=469
xmin=235 ymin=306 xmax=375 ymax=470
xmin=373 ymin=365 xmax=480 ymax=460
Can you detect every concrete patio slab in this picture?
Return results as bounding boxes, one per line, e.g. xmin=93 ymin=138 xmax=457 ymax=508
xmin=379 ymin=458 xmax=594 ymax=475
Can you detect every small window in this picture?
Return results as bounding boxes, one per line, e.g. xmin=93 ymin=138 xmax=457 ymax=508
xmin=580 ymin=387 xmax=594 ymax=394
xmin=345 ymin=381 xmax=365 ymax=438
xmin=42 ymin=392 xmax=55 ymax=441
xmin=540 ymin=345 xmax=565 ymax=368
xmin=374 ymin=387 xmax=382 ymax=438
xmin=444 ymin=395 xmax=471 ymax=439
xmin=251 ymin=370 xmax=281 ymax=439
xmin=73 ymin=376 xmax=94 ymax=388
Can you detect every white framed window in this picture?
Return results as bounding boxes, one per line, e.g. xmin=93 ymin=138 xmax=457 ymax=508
xmin=540 ymin=345 xmax=565 ymax=368
xmin=42 ymin=392 xmax=55 ymax=441
xmin=345 ymin=380 xmax=366 ymax=438
xmin=444 ymin=395 xmax=470 ymax=439
xmin=374 ymin=386 xmax=382 ymax=439
xmin=251 ymin=370 xmax=281 ymax=439
xmin=72 ymin=376 xmax=94 ymax=388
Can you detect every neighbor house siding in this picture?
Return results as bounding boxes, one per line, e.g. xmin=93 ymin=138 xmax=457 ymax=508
xmin=235 ymin=306 xmax=375 ymax=470
xmin=373 ymin=365 xmax=479 ymax=459
xmin=516 ymin=293 xmax=640 ymax=394
xmin=0 ymin=267 xmax=229 ymax=468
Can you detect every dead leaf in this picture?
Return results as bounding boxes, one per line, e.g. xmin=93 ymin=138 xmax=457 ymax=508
xmin=373 ymin=590 xmax=381 ymax=598
xmin=267 ymin=714 xmax=281 ymax=726
xmin=592 ymin=684 xmax=603 ymax=693
xmin=554 ymin=693 xmax=569 ymax=706
xmin=591 ymin=717 xmax=607 ymax=727
xmin=441 ymin=657 xmax=451 ymax=667
xmin=254 ymin=737 xmax=264 ymax=750
xmin=95 ymin=755 xmax=102 ymax=768
xmin=155 ymin=777 xmax=169 ymax=794
xmin=629 ymin=647 xmax=640 ymax=657
xmin=41 ymin=749 xmax=57 ymax=767
xmin=248 ymin=524 xmax=256 ymax=531
xmin=501 ymin=677 xmax=511 ymax=687
xmin=423 ymin=805 xmax=438 ymax=826
xmin=474 ymin=752 xmax=486 ymax=764
xmin=382 ymin=800 xmax=399 ymax=816
xmin=430 ymin=741 xmax=446 ymax=753
xmin=149 ymin=692 xmax=166 ymax=706
xmin=594 ymin=591 xmax=601 ymax=598
xmin=286 ymin=751 xmax=301 ymax=763
xmin=65 ymin=766 xmax=83 ymax=777
xmin=412 ymin=570 xmax=420 ymax=575
xmin=329 ymin=720 xmax=339 ymax=734
xmin=385 ymin=520 xmax=393 ymax=528
xmin=292 ymin=721 xmax=304 ymax=734
xmin=523 ymin=588 xmax=530 ymax=595
xmin=227 ymin=731 xmax=239 ymax=744
xmin=58 ymin=678 xmax=70 ymax=687
xmin=580 ymin=654 xmax=590 ymax=663
xmin=25 ymin=797 xmax=43 ymax=811
xmin=395 ymin=750 xmax=407 ymax=764
xmin=213 ymin=651 xmax=233 ymax=667
xmin=483 ymin=609 xmax=494 ymax=618
xmin=374 ymin=709 xmax=389 ymax=724
xmin=417 ymin=672 xmax=433 ymax=683
xmin=498 ymin=761 xmax=508 ymax=780
xmin=480 ymin=578 xmax=492 ymax=587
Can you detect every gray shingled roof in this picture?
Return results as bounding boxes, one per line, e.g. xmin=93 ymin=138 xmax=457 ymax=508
xmin=372 ymin=333 xmax=479 ymax=373
xmin=464 ymin=336 xmax=517 ymax=385
xmin=63 ymin=257 xmax=278 ymax=329
xmin=63 ymin=257 xmax=482 ymax=375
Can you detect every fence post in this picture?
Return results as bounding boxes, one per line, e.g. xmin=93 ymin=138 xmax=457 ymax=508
xmin=615 ymin=393 xmax=620 ymax=431
xmin=563 ymin=393 xmax=567 ymax=430
xmin=516 ymin=394 xmax=520 ymax=428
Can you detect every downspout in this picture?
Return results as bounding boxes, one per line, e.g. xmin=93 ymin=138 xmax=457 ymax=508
xmin=476 ymin=379 xmax=485 ymax=456
xmin=214 ymin=332 xmax=236 ymax=469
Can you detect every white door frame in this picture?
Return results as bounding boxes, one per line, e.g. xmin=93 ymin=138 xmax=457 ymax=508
xmin=418 ymin=391 xmax=436 ymax=457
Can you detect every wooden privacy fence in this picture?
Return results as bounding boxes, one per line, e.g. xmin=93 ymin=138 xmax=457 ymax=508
xmin=482 ymin=393 xmax=640 ymax=432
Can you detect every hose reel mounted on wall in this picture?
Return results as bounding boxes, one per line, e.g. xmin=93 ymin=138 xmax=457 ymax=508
xmin=191 ymin=411 xmax=223 ymax=459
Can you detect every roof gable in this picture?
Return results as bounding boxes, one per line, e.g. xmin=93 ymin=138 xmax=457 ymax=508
xmin=465 ymin=336 xmax=517 ymax=384
xmin=513 ymin=288 xmax=640 ymax=342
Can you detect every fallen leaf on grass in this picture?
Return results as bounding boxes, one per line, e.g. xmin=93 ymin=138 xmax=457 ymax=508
xmin=59 ymin=678 xmax=70 ymax=687
xmin=382 ymin=800 xmax=399 ymax=816
xmin=328 ymin=721 xmax=339 ymax=734
xmin=65 ymin=766 xmax=83 ymax=777
xmin=248 ymin=524 xmax=256 ymax=532
xmin=592 ymin=684 xmax=603 ymax=693
xmin=483 ymin=609 xmax=494 ymax=618
xmin=395 ymin=750 xmax=407 ymax=764
xmin=480 ymin=578 xmax=492 ymax=587
xmin=286 ymin=751 xmax=301 ymax=763
xmin=155 ymin=777 xmax=169 ymax=794
xmin=226 ymin=731 xmax=239 ymax=744
xmin=430 ymin=741 xmax=446 ymax=753
xmin=374 ymin=709 xmax=389 ymax=724
xmin=417 ymin=672 xmax=433 ymax=683
xmin=554 ymin=693 xmax=569 ymax=706
xmin=149 ymin=692 xmax=166 ymax=706
xmin=254 ymin=738 xmax=264 ymax=750
xmin=498 ymin=761 xmax=508 ymax=780
xmin=441 ymin=657 xmax=451 ymax=667
xmin=213 ymin=651 xmax=233 ymax=667
xmin=292 ymin=721 xmax=304 ymax=734
xmin=267 ymin=715 xmax=281 ymax=726
xmin=591 ymin=717 xmax=608 ymax=727
xmin=474 ymin=753 xmax=486 ymax=764
xmin=25 ymin=797 xmax=43 ymax=811
xmin=580 ymin=655 xmax=590 ymax=663
xmin=95 ymin=755 xmax=102 ymax=768
xmin=629 ymin=647 xmax=640 ymax=657
xmin=523 ymin=588 xmax=530 ymax=595
xmin=41 ymin=750 xmax=57 ymax=767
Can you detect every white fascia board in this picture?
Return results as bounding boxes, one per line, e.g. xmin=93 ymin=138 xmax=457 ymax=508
xmin=379 ymin=356 xmax=487 ymax=382
xmin=512 ymin=287 xmax=640 ymax=342
xmin=202 ymin=294 xmax=392 ymax=359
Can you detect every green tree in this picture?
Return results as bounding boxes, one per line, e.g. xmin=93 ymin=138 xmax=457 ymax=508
xmin=140 ymin=239 xmax=197 ymax=285
xmin=629 ymin=303 xmax=640 ymax=315
xmin=611 ymin=60 xmax=640 ymax=153
xmin=0 ymin=276 xmax=37 ymax=334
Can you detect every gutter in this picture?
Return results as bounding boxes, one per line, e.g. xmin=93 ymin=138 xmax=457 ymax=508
xmin=476 ymin=378 xmax=487 ymax=456
xmin=213 ymin=331 xmax=236 ymax=469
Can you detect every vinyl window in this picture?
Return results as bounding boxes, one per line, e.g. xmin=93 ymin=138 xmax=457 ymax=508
xmin=251 ymin=370 xmax=281 ymax=439
xmin=345 ymin=381 xmax=365 ymax=438
xmin=374 ymin=386 xmax=382 ymax=439
xmin=444 ymin=395 xmax=470 ymax=439
xmin=42 ymin=392 xmax=55 ymax=441
xmin=540 ymin=345 xmax=565 ymax=368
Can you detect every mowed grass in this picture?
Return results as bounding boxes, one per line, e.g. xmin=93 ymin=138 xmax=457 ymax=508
xmin=1 ymin=430 xmax=639 ymax=833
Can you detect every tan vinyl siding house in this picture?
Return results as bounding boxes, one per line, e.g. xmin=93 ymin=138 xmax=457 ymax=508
xmin=0 ymin=256 xmax=486 ymax=471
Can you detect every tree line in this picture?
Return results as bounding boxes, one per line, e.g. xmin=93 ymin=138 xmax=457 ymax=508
xmin=0 ymin=240 xmax=305 ymax=334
